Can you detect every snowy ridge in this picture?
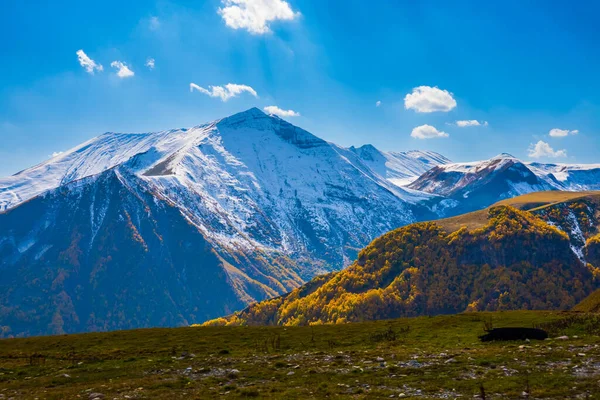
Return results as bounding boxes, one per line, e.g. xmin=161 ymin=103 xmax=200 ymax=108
xmin=0 ymin=126 xmax=212 ymax=211
xmin=1 ymin=109 xmax=440 ymax=212
xmin=407 ymin=153 xmax=560 ymax=215
xmin=527 ymin=162 xmax=600 ymax=191
xmin=429 ymin=153 xmax=518 ymax=174
xmin=348 ymin=144 xmax=450 ymax=187
xmin=410 ymin=153 xmax=600 ymax=199
xmin=3 ymin=109 xmax=600 ymax=268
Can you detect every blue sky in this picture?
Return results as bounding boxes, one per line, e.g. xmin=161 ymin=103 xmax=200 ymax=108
xmin=1 ymin=0 xmax=600 ymax=176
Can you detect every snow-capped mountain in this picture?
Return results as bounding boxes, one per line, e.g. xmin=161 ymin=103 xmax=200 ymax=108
xmin=408 ymin=153 xmax=600 ymax=216
xmin=527 ymin=162 xmax=600 ymax=191
xmin=0 ymin=108 xmax=437 ymax=336
xmin=409 ymin=153 xmax=551 ymax=196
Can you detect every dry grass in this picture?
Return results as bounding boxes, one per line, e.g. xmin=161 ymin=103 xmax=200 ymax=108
xmin=436 ymin=191 xmax=600 ymax=233
xmin=574 ymin=289 xmax=600 ymax=313
xmin=435 ymin=209 xmax=489 ymax=233
xmin=494 ymin=191 xmax=600 ymax=211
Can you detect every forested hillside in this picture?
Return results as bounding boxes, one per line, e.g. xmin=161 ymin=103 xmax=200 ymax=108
xmin=207 ymin=194 xmax=600 ymax=326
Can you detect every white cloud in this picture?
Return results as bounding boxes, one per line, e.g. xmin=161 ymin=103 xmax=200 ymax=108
xmin=190 ymin=83 xmax=258 ymax=101
xmin=76 ymin=50 xmax=103 ymax=74
xmin=218 ymin=0 xmax=300 ymax=34
xmin=50 ymin=151 xmax=63 ymax=158
xmin=528 ymin=140 xmax=567 ymax=158
xmin=411 ymin=124 xmax=449 ymax=139
xmin=145 ymin=58 xmax=155 ymax=70
xmin=404 ymin=86 xmax=457 ymax=113
xmin=549 ymin=128 xmax=578 ymax=137
xmin=264 ymin=106 xmax=300 ymax=117
xmin=455 ymin=120 xmax=488 ymax=127
xmin=375 ymin=100 xmax=381 ymax=107
xmin=110 ymin=61 xmax=135 ymax=78
xmin=149 ymin=16 xmax=160 ymax=30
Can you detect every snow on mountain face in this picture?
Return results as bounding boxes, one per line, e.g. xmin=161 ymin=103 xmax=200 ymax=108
xmin=137 ymin=108 xmax=421 ymax=272
xmin=2 ymin=107 xmax=600 ymax=336
xmin=527 ymin=162 xmax=600 ymax=191
xmin=0 ymin=109 xmax=430 ymax=212
xmin=0 ymin=108 xmax=432 ymax=274
xmin=408 ymin=154 xmax=557 ymax=215
xmin=1 ymin=108 xmax=438 ymax=336
xmin=410 ymin=153 xmax=600 ymax=202
xmin=348 ymin=144 xmax=450 ymax=187
xmin=0 ymin=127 xmax=200 ymax=212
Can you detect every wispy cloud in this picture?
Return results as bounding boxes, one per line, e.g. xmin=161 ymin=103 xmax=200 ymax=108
xmin=49 ymin=151 xmax=63 ymax=158
xmin=76 ymin=50 xmax=103 ymax=74
xmin=404 ymin=86 xmax=457 ymax=113
xmin=149 ymin=16 xmax=160 ymax=30
xmin=411 ymin=124 xmax=449 ymax=139
xmin=190 ymin=83 xmax=257 ymax=101
xmin=375 ymin=100 xmax=381 ymax=107
xmin=145 ymin=58 xmax=155 ymax=70
xmin=455 ymin=120 xmax=488 ymax=127
xmin=110 ymin=61 xmax=135 ymax=78
xmin=218 ymin=0 xmax=300 ymax=34
xmin=549 ymin=128 xmax=578 ymax=137
xmin=528 ymin=140 xmax=567 ymax=158
xmin=264 ymin=106 xmax=300 ymax=117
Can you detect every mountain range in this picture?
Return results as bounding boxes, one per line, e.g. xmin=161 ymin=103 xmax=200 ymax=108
xmin=2 ymin=108 xmax=600 ymax=337
xmin=409 ymin=153 xmax=600 ymax=216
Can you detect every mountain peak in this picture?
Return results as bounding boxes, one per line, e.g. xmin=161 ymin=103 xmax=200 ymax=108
xmin=349 ymin=144 xmax=384 ymax=163
xmin=216 ymin=107 xmax=273 ymax=130
xmin=350 ymin=144 xmax=380 ymax=154
xmin=227 ymin=107 xmax=267 ymax=120
xmin=359 ymin=144 xmax=378 ymax=151
xmin=492 ymin=153 xmax=517 ymax=160
xmin=241 ymin=107 xmax=266 ymax=116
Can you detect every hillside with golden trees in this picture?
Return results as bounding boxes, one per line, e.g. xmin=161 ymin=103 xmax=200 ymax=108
xmin=206 ymin=194 xmax=600 ymax=326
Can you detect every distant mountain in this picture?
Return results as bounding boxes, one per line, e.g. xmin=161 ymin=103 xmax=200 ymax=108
xmin=348 ymin=144 xmax=450 ymax=186
xmin=408 ymin=153 xmax=600 ymax=216
xmin=0 ymin=108 xmax=441 ymax=337
xmin=207 ymin=191 xmax=600 ymax=326
xmin=527 ymin=162 xmax=600 ymax=191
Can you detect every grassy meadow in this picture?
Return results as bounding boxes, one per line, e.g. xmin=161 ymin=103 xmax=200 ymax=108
xmin=1 ymin=311 xmax=600 ymax=399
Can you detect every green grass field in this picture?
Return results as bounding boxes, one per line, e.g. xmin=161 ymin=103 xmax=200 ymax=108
xmin=2 ymin=311 xmax=600 ymax=399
